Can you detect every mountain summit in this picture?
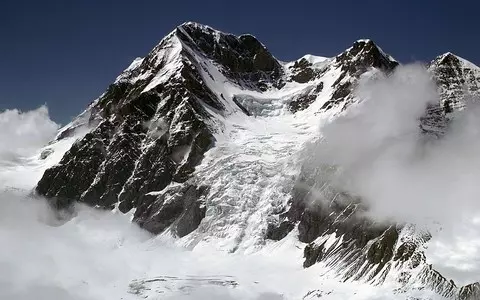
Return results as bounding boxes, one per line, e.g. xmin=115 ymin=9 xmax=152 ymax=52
xmin=34 ymin=22 xmax=480 ymax=299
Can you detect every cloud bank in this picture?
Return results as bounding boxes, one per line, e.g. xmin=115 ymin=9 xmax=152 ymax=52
xmin=315 ymin=64 xmax=480 ymax=284
xmin=0 ymin=107 xmax=292 ymax=299
xmin=0 ymin=106 xmax=59 ymax=162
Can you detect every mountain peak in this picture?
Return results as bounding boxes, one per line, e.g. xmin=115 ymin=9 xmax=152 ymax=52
xmin=174 ymin=22 xmax=283 ymax=89
xmin=352 ymin=39 xmax=397 ymax=62
xmin=355 ymin=38 xmax=373 ymax=44
xmin=433 ymin=52 xmax=479 ymax=70
xmin=425 ymin=51 xmax=480 ymax=123
xmin=178 ymin=21 xmax=211 ymax=29
xmin=335 ymin=38 xmax=398 ymax=76
xmin=436 ymin=52 xmax=462 ymax=65
xmin=174 ymin=21 xmax=267 ymax=56
xmin=176 ymin=21 xmax=222 ymax=40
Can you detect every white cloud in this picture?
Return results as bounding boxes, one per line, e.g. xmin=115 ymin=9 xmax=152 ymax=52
xmin=0 ymin=192 xmax=298 ymax=300
xmin=0 ymin=189 xmax=439 ymax=299
xmin=313 ymin=64 xmax=480 ymax=285
xmin=0 ymin=106 xmax=59 ymax=162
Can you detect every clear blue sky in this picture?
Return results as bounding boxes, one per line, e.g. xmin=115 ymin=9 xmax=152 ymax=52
xmin=1 ymin=0 xmax=478 ymax=124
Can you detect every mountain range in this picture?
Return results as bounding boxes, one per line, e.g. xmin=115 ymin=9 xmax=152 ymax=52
xmin=32 ymin=22 xmax=480 ymax=299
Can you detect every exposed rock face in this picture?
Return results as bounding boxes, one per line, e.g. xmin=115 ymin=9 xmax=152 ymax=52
xmin=322 ymin=39 xmax=399 ymax=111
xmin=429 ymin=52 xmax=480 ymax=110
xmin=177 ymin=22 xmax=284 ymax=91
xmin=420 ymin=53 xmax=480 ymax=137
xmin=37 ymin=22 xmax=262 ymax=235
xmin=289 ymin=57 xmax=318 ymax=84
xmin=288 ymin=82 xmax=324 ymax=112
xmin=459 ymin=282 xmax=480 ymax=300
xmin=134 ymin=184 xmax=208 ymax=237
xmin=35 ymin=22 xmax=480 ymax=298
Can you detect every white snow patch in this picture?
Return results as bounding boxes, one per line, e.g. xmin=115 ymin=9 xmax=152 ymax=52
xmin=142 ymin=36 xmax=184 ymax=93
xmin=115 ymin=57 xmax=145 ymax=83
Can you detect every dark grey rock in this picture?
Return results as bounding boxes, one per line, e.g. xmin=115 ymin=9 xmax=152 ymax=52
xmin=288 ymin=82 xmax=324 ymax=113
xmin=459 ymin=282 xmax=480 ymax=300
xmin=134 ymin=184 xmax=208 ymax=237
xmin=176 ymin=22 xmax=284 ymax=90
xmin=289 ymin=58 xmax=317 ymax=84
xmin=39 ymin=148 xmax=53 ymax=160
xmin=321 ymin=40 xmax=399 ymax=112
xmin=303 ymin=242 xmax=324 ymax=268
xmin=266 ymin=221 xmax=295 ymax=241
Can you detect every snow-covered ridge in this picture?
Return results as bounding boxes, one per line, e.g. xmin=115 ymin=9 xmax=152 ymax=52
xmin=436 ymin=52 xmax=480 ymax=69
xmin=354 ymin=39 xmax=398 ymax=63
xmin=115 ymin=57 xmax=144 ymax=83
xmin=427 ymin=51 xmax=480 ymax=117
xmin=282 ymin=54 xmax=330 ymax=67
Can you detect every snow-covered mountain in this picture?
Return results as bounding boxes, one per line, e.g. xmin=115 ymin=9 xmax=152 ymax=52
xmin=31 ymin=22 xmax=480 ymax=299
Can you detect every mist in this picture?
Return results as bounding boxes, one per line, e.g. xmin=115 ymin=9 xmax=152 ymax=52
xmin=0 ymin=188 xmax=436 ymax=300
xmin=315 ymin=64 xmax=480 ymax=284
xmin=0 ymin=106 xmax=59 ymax=163
xmin=0 ymin=188 xmax=295 ymax=300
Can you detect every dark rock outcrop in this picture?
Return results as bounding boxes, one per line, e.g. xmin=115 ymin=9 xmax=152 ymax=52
xmin=266 ymin=151 xmax=463 ymax=296
xmin=421 ymin=52 xmax=480 ymax=137
xmin=177 ymin=22 xmax=284 ymax=91
xmin=429 ymin=53 xmax=480 ymax=109
xmin=303 ymin=242 xmax=324 ymax=268
xmin=322 ymin=39 xmax=399 ymax=111
xmin=134 ymin=184 xmax=208 ymax=237
xmin=288 ymin=82 xmax=324 ymax=112
xmin=288 ymin=57 xmax=318 ymax=84
xmin=336 ymin=40 xmax=399 ymax=74
xmin=459 ymin=282 xmax=480 ymax=300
